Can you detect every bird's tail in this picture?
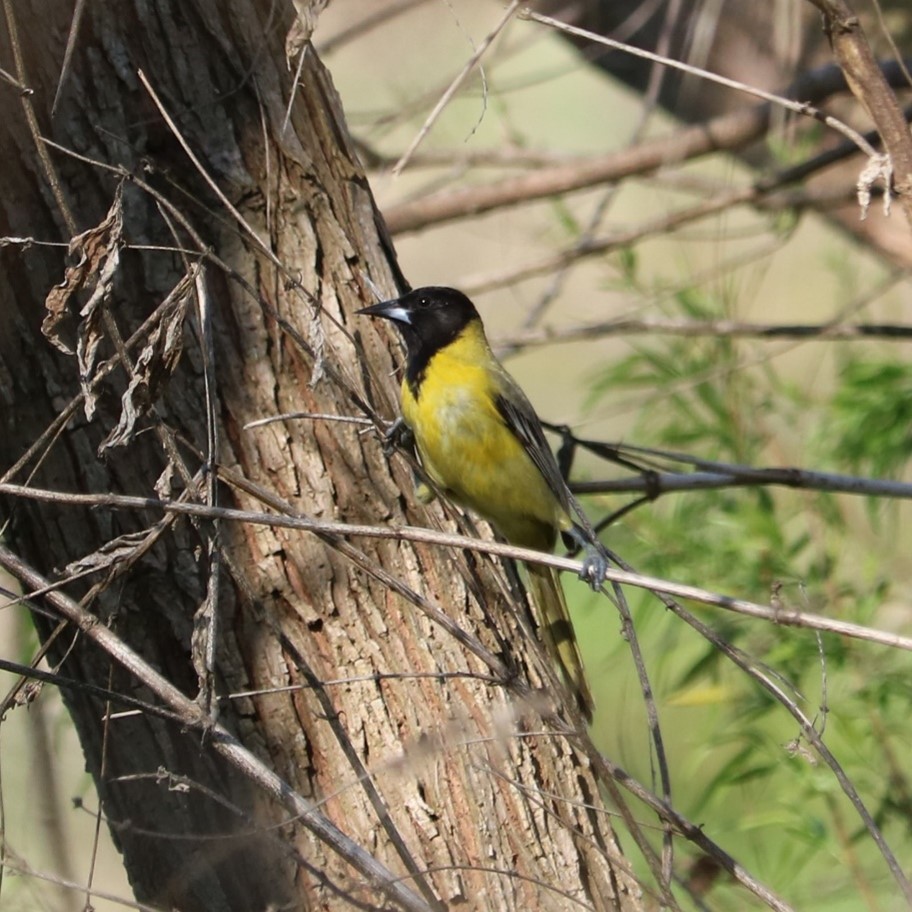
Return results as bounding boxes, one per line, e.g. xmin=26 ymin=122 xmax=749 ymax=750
xmin=526 ymin=564 xmax=594 ymax=722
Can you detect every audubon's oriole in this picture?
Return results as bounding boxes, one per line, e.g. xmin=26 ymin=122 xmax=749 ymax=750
xmin=360 ymin=286 xmax=602 ymax=720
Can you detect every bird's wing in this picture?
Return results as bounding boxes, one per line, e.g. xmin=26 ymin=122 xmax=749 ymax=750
xmin=493 ymin=373 xmax=570 ymax=514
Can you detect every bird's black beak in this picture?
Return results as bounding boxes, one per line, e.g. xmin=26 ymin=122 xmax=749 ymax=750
xmin=357 ymin=298 xmax=412 ymax=325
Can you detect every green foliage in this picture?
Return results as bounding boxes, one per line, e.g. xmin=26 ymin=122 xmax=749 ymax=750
xmin=827 ymin=358 xmax=912 ymax=479
xmin=582 ymin=282 xmax=911 ymax=909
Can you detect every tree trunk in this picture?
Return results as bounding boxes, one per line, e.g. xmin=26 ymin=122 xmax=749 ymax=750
xmin=0 ymin=2 xmax=640 ymax=910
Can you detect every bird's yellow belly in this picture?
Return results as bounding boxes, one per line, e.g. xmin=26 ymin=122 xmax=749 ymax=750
xmin=402 ymin=365 xmax=559 ymax=551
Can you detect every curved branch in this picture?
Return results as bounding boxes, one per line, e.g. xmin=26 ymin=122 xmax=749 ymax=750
xmin=384 ymin=61 xmax=911 ymax=235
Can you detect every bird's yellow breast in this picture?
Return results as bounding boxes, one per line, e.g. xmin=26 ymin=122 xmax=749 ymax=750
xmin=400 ymin=322 xmax=561 ymax=551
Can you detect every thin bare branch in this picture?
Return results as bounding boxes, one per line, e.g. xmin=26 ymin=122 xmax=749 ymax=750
xmin=464 ymin=183 xmax=756 ymax=292
xmin=0 ymin=65 xmax=30 ymax=94
xmin=279 ymin=635 xmax=446 ymax=912
xmin=1 ymin=481 xmax=909 ymax=654
xmin=496 ymin=315 xmax=912 ymax=348
xmin=523 ymin=8 xmax=879 ymax=156
xmin=385 ymin=98 xmax=767 ymax=234
xmin=51 ymin=0 xmax=87 ymax=115
xmin=384 ymin=59 xmax=912 ymax=236
xmin=136 ymin=70 xmax=276 ymax=261
xmin=0 ymin=546 xmax=436 ymax=912
xmin=564 ymin=439 xmax=912 ymax=502
xmin=392 ymin=0 xmax=520 ymax=175
xmin=615 ymin=552 xmax=912 ymax=905
xmin=609 ymin=579 xmax=675 ymax=895
xmin=1 ymin=852 xmax=159 ymax=912
xmin=244 ymin=412 xmax=373 ymax=430
xmin=1 ymin=0 xmax=76 ymax=235
xmin=192 ymin=268 xmax=221 ymax=716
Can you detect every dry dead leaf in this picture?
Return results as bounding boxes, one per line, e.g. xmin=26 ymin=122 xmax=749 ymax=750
xmin=65 ymin=527 xmax=161 ymax=577
xmin=43 ymin=184 xmax=125 ymax=419
xmin=98 ymin=274 xmax=193 ymax=455
xmin=286 ymin=0 xmax=330 ymax=64
xmin=154 ymin=460 xmax=177 ymax=500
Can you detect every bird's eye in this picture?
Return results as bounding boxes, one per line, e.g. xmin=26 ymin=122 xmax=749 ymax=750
xmin=418 ymin=297 xmax=430 ymax=308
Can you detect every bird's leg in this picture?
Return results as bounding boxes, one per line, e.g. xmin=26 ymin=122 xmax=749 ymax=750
xmin=382 ymin=418 xmax=438 ymax=504
xmin=562 ymin=524 xmax=609 ymax=591
xmin=382 ymin=416 xmax=414 ymax=456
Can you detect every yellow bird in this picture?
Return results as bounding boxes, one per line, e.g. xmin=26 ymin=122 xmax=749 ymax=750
xmin=361 ymin=287 xmax=601 ymax=720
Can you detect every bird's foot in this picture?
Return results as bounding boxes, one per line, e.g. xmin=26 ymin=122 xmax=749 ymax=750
xmin=383 ymin=417 xmax=414 ymax=456
xmin=579 ymin=544 xmax=609 ymax=591
xmin=563 ymin=523 xmax=609 ymax=590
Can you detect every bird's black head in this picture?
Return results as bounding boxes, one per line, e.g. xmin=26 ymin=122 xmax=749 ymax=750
xmin=359 ymin=286 xmax=481 ymax=393
xmin=359 ymin=287 xmax=480 ymax=382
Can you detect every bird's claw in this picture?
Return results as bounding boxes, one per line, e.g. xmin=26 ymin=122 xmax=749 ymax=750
xmin=383 ymin=417 xmax=414 ymax=456
xmin=579 ymin=545 xmax=608 ymax=591
xmin=563 ymin=523 xmax=608 ymax=589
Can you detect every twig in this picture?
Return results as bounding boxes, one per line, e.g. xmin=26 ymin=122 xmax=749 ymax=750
xmin=0 ymin=658 xmax=183 ymax=723
xmin=280 ymin=635 xmax=445 ymax=912
xmin=2 ymin=0 xmax=76 ymax=234
xmin=385 ymin=100 xmax=767 ymax=233
xmin=560 ymin=438 xmax=912 ymax=502
xmin=578 ymin=746 xmax=795 ymax=911
xmin=1 ymin=852 xmax=161 ymax=912
xmin=609 ymin=579 xmax=675 ymax=895
xmin=193 ymin=268 xmax=221 ymax=717
xmin=0 ymin=65 xmax=31 ymax=94
xmin=391 ymin=0 xmax=520 ymax=175
xmin=243 ymin=412 xmax=373 ymax=430
xmin=611 ymin=551 xmax=912 ymax=905
xmin=521 ymin=8 xmax=879 ymax=157
xmin=0 ymin=546 xmax=436 ymax=912
xmin=136 ymin=70 xmax=274 ymax=260
xmin=51 ymin=0 xmax=87 ymax=114
xmin=83 ymin=666 xmax=114 ymax=911
xmin=282 ymin=41 xmax=308 ymax=135
xmin=0 ymin=516 xmax=797 ymax=910
xmin=463 ymin=184 xmax=756 ymax=292
xmin=1 ymin=481 xmax=910 ymax=654
xmin=385 ymin=60 xmax=912 ymax=235
xmin=461 ymin=107 xmax=912 ymax=294
xmin=495 ymin=316 xmax=912 ymax=349
xmin=25 ymin=694 xmax=77 ymax=909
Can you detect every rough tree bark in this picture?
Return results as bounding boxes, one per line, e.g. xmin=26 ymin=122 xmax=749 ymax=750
xmin=0 ymin=2 xmax=641 ymax=910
